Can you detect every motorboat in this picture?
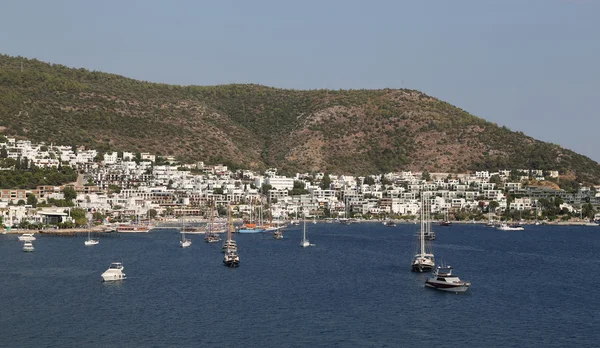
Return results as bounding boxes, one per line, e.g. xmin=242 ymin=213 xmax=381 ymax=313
xmin=101 ymin=262 xmax=126 ymax=282
xmin=102 ymin=262 xmax=127 ymax=282
xmin=425 ymin=265 xmax=471 ymax=293
xmin=22 ymin=241 xmax=34 ymax=252
xmin=273 ymin=230 xmax=283 ymax=240
xmin=497 ymin=223 xmax=524 ymax=231
xmin=223 ymin=249 xmax=240 ymax=267
xmin=18 ymin=233 xmax=36 ymax=242
xmin=383 ymin=220 xmax=396 ymax=227
xmin=439 ymin=220 xmax=451 ymax=226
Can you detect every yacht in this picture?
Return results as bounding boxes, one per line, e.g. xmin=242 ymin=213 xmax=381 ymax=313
xmin=116 ymin=224 xmax=150 ymax=233
xmin=22 ymin=241 xmax=34 ymax=252
xmin=412 ymin=195 xmax=435 ymax=272
xmin=101 ymin=262 xmax=126 ymax=282
xmin=383 ymin=220 xmax=396 ymax=227
xmin=18 ymin=233 xmax=36 ymax=242
xmin=223 ymin=248 xmax=240 ymax=267
xmin=497 ymin=223 xmax=524 ymax=231
xmin=222 ymin=203 xmax=240 ymax=267
xmin=425 ymin=265 xmax=471 ymax=293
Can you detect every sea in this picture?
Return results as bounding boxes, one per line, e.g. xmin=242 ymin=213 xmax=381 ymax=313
xmin=1 ymin=223 xmax=599 ymax=348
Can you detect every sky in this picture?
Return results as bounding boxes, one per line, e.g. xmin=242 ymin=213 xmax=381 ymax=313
xmin=1 ymin=0 xmax=599 ymax=161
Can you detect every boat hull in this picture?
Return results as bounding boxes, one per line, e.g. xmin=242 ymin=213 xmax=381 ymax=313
xmin=223 ymin=260 xmax=240 ymax=267
xmin=411 ymin=263 xmax=434 ymax=272
xmin=425 ymin=281 xmax=470 ymax=293
xmin=84 ymin=240 xmax=99 ymax=246
xmin=237 ymin=228 xmax=266 ymax=234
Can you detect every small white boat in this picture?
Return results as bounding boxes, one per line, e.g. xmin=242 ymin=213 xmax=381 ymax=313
xmin=22 ymin=241 xmax=34 ymax=252
xmin=180 ymin=233 xmax=192 ymax=248
xmin=300 ymin=218 xmax=312 ymax=248
xmin=273 ymin=230 xmax=283 ymax=240
xmin=497 ymin=223 xmax=524 ymax=231
xmin=84 ymin=230 xmax=99 ymax=246
xmin=101 ymin=262 xmax=126 ymax=282
xmin=425 ymin=265 xmax=471 ymax=293
xmin=18 ymin=233 xmax=36 ymax=242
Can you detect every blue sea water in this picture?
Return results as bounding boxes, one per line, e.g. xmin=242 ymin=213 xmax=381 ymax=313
xmin=1 ymin=223 xmax=599 ymax=348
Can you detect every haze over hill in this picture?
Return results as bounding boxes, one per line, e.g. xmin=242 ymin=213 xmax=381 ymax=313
xmin=1 ymin=54 xmax=599 ymax=183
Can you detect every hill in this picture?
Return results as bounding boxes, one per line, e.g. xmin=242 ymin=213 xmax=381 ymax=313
xmin=1 ymin=54 xmax=599 ymax=183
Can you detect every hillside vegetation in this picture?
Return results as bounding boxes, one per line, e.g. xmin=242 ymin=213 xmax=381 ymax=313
xmin=1 ymin=54 xmax=599 ymax=183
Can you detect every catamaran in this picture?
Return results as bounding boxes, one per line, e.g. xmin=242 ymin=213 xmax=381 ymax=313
xmin=412 ymin=194 xmax=435 ymax=272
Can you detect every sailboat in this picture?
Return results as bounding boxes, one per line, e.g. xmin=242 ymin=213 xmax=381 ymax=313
xmin=84 ymin=226 xmax=99 ymax=246
xmin=290 ymin=209 xmax=300 ymax=226
xmin=300 ymin=215 xmax=311 ymax=248
xmin=180 ymin=217 xmax=192 ymax=248
xmin=440 ymin=210 xmax=451 ymax=226
xmin=223 ymin=203 xmax=240 ymax=267
xmin=411 ymin=194 xmax=435 ymax=272
xmin=205 ymin=201 xmax=222 ymax=243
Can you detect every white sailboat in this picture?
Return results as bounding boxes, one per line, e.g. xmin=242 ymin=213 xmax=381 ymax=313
xmin=84 ymin=229 xmax=99 ymax=246
xmin=300 ymin=215 xmax=311 ymax=248
xmin=180 ymin=217 xmax=192 ymax=248
xmin=411 ymin=194 xmax=435 ymax=272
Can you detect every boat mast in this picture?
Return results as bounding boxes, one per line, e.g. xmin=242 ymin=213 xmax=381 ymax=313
xmin=227 ymin=202 xmax=233 ymax=241
xmin=303 ymin=214 xmax=306 ymax=241
xmin=420 ymin=194 xmax=425 ymax=255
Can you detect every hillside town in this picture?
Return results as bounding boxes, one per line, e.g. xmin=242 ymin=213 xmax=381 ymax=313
xmin=2 ymin=136 xmax=600 ymax=229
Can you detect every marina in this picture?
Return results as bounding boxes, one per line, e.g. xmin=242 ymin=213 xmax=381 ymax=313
xmin=1 ymin=223 xmax=599 ymax=347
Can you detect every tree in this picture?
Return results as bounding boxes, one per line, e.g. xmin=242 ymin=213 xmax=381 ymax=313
xmin=17 ymin=199 xmax=26 ymax=206
xmin=26 ymin=194 xmax=37 ymax=207
xmin=320 ymin=173 xmax=332 ymax=190
xmin=69 ymin=208 xmax=87 ymax=226
xmin=421 ymin=170 xmax=431 ymax=181
xmin=62 ymin=186 xmax=77 ymax=201
xmin=0 ymin=146 xmax=7 ymax=159
xmin=489 ymin=200 xmax=500 ymax=212
xmin=363 ymin=176 xmax=375 ymax=185
xmin=260 ymin=183 xmax=273 ymax=194
xmin=148 ymin=209 xmax=158 ymax=219
xmin=582 ymin=203 xmax=595 ymax=219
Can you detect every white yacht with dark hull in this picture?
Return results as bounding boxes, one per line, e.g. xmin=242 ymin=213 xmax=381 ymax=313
xmin=18 ymin=233 xmax=36 ymax=242
xmin=101 ymin=262 xmax=126 ymax=282
xmin=425 ymin=265 xmax=471 ymax=293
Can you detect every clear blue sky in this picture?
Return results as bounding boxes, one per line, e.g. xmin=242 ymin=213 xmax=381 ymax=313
xmin=1 ymin=0 xmax=599 ymax=162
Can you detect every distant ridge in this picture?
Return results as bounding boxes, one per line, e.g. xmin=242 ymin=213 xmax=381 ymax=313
xmin=1 ymin=54 xmax=599 ymax=183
